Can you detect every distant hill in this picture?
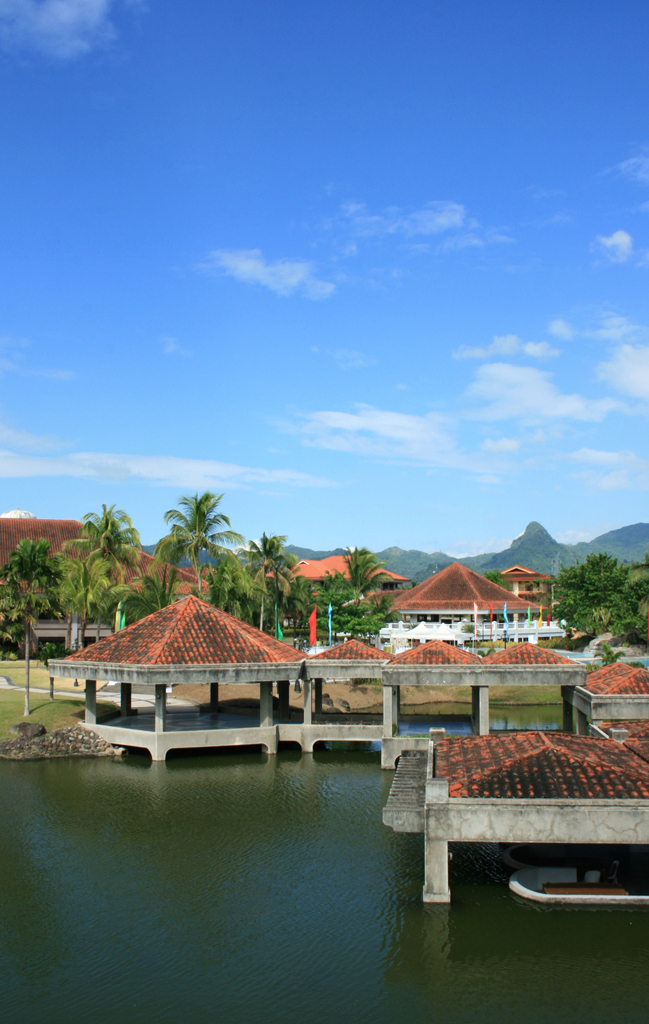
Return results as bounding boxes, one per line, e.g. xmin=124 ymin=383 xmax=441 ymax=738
xmin=284 ymin=521 xmax=649 ymax=582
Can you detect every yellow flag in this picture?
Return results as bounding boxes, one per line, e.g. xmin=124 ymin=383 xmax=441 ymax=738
xmin=537 ymin=605 xmax=543 ymax=627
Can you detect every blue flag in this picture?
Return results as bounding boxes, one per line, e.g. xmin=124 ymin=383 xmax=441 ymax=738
xmin=328 ymin=603 xmax=332 ymax=646
xmin=503 ymin=602 xmax=508 ymax=639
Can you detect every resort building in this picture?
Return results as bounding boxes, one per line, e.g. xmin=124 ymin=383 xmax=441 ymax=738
xmin=293 ymin=555 xmax=411 ymax=591
xmin=0 ymin=510 xmax=196 ymax=649
xmin=380 ymin=561 xmax=564 ymax=649
xmin=500 ymin=564 xmax=554 ymax=603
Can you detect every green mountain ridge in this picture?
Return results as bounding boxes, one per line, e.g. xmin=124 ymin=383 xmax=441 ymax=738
xmin=287 ymin=521 xmax=649 ymax=582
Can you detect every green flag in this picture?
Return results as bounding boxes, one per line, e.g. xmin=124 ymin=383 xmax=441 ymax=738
xmin=277 ymin=622 xmax=283 ymax=641
xmin=526 ymin=605 xmax=531 ymax=625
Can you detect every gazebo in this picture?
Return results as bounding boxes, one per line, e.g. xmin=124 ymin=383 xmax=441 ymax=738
xmin=382 ymin=640 xmax=585 ymax=739
xmin=562 ymin=662 xmax=649 ymax=736
xmin=49 ymin=596 xmax=305 ymax=761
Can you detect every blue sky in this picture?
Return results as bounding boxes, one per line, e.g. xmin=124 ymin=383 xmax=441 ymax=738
xmin=1 ymin=0 xmax=649 ymax=552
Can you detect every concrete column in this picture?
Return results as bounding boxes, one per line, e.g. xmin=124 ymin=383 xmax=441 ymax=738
xmin=314 ymin=679 xmax=323 ymax=715
xmin=85 ymin=679 xmax=96 ymax=725
xmin=421 ymin=778 xmax=446 ymax=901
xmin=259 ymin=681 xmax=273 ymax=727
xmin=155 ymin=684 xmax=167 ymax=733
xmin=278 ymin=681 xmax=290 ymax=721
xmin=383 ymin=685 xmax=399 ymax=738
xmin=120 ymin=682 xmax=132 ymax=717
xmin=210 ymin=683 xmax=219 ymax=714
xmin=562 ymin=698 xmax=573 ymax=733
xmin=576 ymin=708 xmax=589 ymax=736
xmin=471 ymin=685 xmax=489 ymax=735
xmin=303 ymin=679 xmax=313 ymax=725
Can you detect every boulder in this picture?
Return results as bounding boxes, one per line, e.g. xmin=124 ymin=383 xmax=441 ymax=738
xmin=10 ymin=721 xmax=46 ymax=739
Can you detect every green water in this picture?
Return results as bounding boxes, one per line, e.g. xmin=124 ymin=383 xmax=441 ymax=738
xmin=1 ymin=749 xmax=649 ymax=1024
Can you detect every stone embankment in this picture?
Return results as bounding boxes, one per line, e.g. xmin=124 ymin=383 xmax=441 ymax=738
xmin=0 ymin=723 xmax=126 ymax=761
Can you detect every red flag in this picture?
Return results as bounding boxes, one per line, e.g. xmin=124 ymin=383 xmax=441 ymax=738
xmin=547 ymin=610 xmax=551 ymax=626
xmin=309 ymin=605 xmax=317 ymax=646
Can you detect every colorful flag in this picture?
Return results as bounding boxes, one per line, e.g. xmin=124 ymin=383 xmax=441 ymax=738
xmin=526 ymin=605 xmax=531 ymax=626
xmin=489 ymin=602 xmax=493 ymax=640
xmin=114 ymin=601 xmax=125 ymax=632
xmin=309 ymin=605 xmax=317 ymax=646
xmin=547 ymin=609 xmax=551 ymax=626
xmin=277 ymin=622 xmax=283 ymax=641
xmin=328 ymin=602 xmax=332 ymax=646
xmin=537 ymin=606 xmax=543 ymax=628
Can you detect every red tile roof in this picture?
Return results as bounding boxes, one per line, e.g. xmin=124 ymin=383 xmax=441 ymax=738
xmin=293 ymin=555 xmax=410 ymax=584
xmin=500 ymin=565 xmax=553 ymax=581
xmin=309 ymin=638 xmax=393 ymax=661
xmin=0 ymin=515 xmax=196 ymax=590
xmin=63 ymin=595 xmax=303 ymax=666
xmin=482 ymin=642 xmax=571 ymax=666
xmin=585 ymin=662 xmax=649 ymax=695
xmin=0 ymin=518 xmax=83 ymax=565
xmin=390 ymin=639 xmax=481 ymax=665
xmin=435 ymin=733 xmax=649 ymax=799
xmin=395 ymin=562 xmax=530 ymax=612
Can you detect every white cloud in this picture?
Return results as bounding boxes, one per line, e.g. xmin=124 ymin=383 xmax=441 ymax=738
xmin=592 ymin=229 xmax=634 ymax=263
xmin=548 ymin=319 xmax=574 ymax=340
xmin=454 ymin=334 xmax=559 ymax=360
xmin=465 ymin=363 xmax=622 ymax=422
xmin=291 ymin=404 xmax=468 ymax=468
xmin=0 ymin=419 xmax=62 ymax=453
xmin=341 ymin=200 xmax=467 ymax=238
xmin=597 ymin=344 xmax=649 ymax=399
xmin=586 ymin=313 xmax=648 ymax=342
xmin=161 ymin=335 xmax=191 ymax=357
xmin=481 ymin=437 xmax=520 ymax=453
xmin=0 ymin=334 xmax=74 ymax=379
xmin=0 ymin=0 xmax=127 ymax=58
xmin=568 ymin=448 xmax=649 ymax=491
xmin=328 ymin=348 xmax=375 ymax=369
xmin=616 ymin=155 xmax=649 ymax=186
xmin=0 ymin=449 xmax=334 ymax=489
xmin=200 ymin=249 xmax=335 ymax=300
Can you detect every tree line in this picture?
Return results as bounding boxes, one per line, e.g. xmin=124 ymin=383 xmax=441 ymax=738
xmin=0 ymin=492 xmax=398 ymax=714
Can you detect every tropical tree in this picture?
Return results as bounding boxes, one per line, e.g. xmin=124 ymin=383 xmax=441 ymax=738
xmin=630 ymin=556 xmax=649 ymax=616
xmin=286 ymin=574 xmax=315 ymax=632
xmin=122 ymin=562 xmax=181 ymax=621
xmin=343 ymin=547 xmax=392 ymax=604
xmin=58 ymin=557 xmax=112 ymax=653
xmin=65 ymin=505 xmax=141 ymax=640
xmin=246 ymin=533 xmax=296 ymax=634
xmin=204 ymin=555 xmax=256 ymax=620
xmin=156 ymin=492 xmax=243 ymax=594
xmin=0 ymin=538 xmax=62 ymax=715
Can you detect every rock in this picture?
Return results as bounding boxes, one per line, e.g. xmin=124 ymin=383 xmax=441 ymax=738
xmin=14 ymin=722 xmax=46 ymax=739
xmin=335 ymin=699 xmax=351 ymax=712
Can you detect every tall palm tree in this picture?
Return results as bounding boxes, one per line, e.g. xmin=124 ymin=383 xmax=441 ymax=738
xmin=156 ymin=492 xmax=243 ymax=594
xmin=344 ymin=547 xmax=392 ymax=604
xmin=205 ymin=555 xmax=256 ymax=620
xmin=65 ymin=505 xmax=141 ymax=641
xmin=286 ymin=573 xmax=314 ymax=632
xmin=246 ymin=533 xmax=296 ymax=634
xmin=59 ymin=557 xmax=112 ymax=653
xmin=122 ymin=561 xmax=180 ymax=621
xmin=630 ymin=558 xmax=649 ymax=617
xmin=0 ymin=539 xmax=62 ymax=715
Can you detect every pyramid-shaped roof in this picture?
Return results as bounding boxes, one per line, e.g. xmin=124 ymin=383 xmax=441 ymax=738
xmin=585 ymin=661 xmax=649 ymax=695
xmin=435 ymin=733 xmax=649 ymax=799
xmin=395 ymin=562 xmax=531 ymax=612
xmin=481 ymin=642 xmax=571 ymax=666
xmin=309 ymin=638 xmax=392 ymax=661
xmin=390 ymin=639 xmax=481 ymax=665
xmin=62 ymin=595 xmax=303 ymax=666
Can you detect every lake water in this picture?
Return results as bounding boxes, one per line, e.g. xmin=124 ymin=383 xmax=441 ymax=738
xmin=2 ymin=749 xmax=649 ymax=1024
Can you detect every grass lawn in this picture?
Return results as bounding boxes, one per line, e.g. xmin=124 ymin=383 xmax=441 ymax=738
xmin=0 ymin=691 xmax=116 ymax=742
xmin=0 ymin=660 xmax=86 ymax=692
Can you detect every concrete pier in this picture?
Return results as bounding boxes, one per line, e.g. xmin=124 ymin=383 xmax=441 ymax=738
xmin=259 ymin=682 xmax=273 ymax=727
xmin=85 ymin=680 xmax=96 ymax=725
xmin=471 ymin=685 xmax=489 ymax=736
xmin=120 ymin=682 xmax=132 ymax=718
xmin=155 ymin=684 xmax=166 ymax=733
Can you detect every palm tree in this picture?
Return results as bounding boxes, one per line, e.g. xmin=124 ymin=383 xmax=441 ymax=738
xmin=246 ymin=534 xmax=296 ymax=634
xmin=65 ymin=505 xmax=141 ymax=641
xmin=122 ymin=561 xmax=181 ymax=621
xmin=204 ymin=555 xmax=256 ymax=620
xmin=156 ymin=492 xmax=243 ymax=594
xmin=344 ymin=547 xmax=392 ymax=604
xmin=59 ymin=557 xmax=112 ymax=652
xmin=0 ymin=539 xmax=62 ymax=716
xmin=630 ymin=558 xmax=649 ymax=617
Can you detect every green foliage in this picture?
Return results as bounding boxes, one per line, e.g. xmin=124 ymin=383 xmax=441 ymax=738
xmin=204 ymin=555 xmax=257 ymax=623
xmin=123 ymin=561 xmax=181 ymax=621
xmin=156 ymin=492 xmax=243 ymax=593
xmin=599 ymin=642 xmax=625 ymax=665
xmin=314 ymin=572 xmax=391 ymax=639
xmin=554 ymin=552 xmax=649 ymax=636
xmin=483 ymin=570 xmax=511 ymax=590
xmin=59 ymin=556 xmax=112 ymax=647
xmin=343 ymin=547 xmax=392 ymax=601
xmin=37 ymin=641 xmax=69 ymax=665
xmin=246 ymin=533 xmax=295 ymax=634
xmin=66 ymin=504 xmax=141 ymax=579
